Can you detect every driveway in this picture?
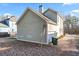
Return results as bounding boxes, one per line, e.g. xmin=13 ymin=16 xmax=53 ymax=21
xmin=0 ymin=35 xmax=79 ymax=56
xmin=58 ymin=34 xmax=79 ymax=56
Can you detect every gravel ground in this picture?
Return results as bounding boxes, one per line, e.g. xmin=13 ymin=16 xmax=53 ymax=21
xmin=0 ymin=34 xmax=79 ymax=56
xmin=0 ymin=39 xmax=61 ymax=56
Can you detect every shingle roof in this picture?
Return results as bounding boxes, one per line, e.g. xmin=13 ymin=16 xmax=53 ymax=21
xmin=43 ymin=8 xmax=64 ymax=20
xmin=0 ymin=18 xmax=10 ymax=26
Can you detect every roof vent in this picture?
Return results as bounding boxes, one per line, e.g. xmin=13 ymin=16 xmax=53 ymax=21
xmin=39 ymin=4 xmax=43 ymax=13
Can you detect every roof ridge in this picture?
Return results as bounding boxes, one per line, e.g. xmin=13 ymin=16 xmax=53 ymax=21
xmin=27 ymin=8 xmax=56 ymax=24
xmin=17 ymin=8 xmax=56 ymax=25
xmin=43 ymin=8 xmax=57 ymax=14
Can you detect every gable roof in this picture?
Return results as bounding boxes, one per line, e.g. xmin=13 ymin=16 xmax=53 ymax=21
xmin=43 ymin=8 xmax=64 ymax=20
xmin=17 ymin=8 xmax=56 ymax=25
xmin=0 ymin=18 xmax=10 ymax=26
xmin=43 ymin=8 xmax=57 ymax=14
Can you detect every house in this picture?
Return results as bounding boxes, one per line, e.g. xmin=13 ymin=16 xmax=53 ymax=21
xmin=16 ymin=5 xmax=64 ymax=44
xmin=8 ymin=16 xmax=17 ymax=37
xmin=0 ymin=23 xmax=10 ymax=36
xmin=0 ymin=16 xmax=17 ymax=37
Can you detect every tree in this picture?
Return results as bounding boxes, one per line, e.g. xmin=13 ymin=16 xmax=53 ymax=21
xmin=64 ymin=15 xmax=79 ymax=34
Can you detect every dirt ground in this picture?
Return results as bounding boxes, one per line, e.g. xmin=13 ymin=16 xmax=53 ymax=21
xmin=0 ymin=34 xmax=79 ymax=56
xmin=0 ymin=38 xmax=61 ymax=56
xmin=58 ymin=34 xmax=79 ymax=56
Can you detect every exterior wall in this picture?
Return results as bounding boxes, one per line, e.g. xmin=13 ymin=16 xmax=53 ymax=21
xmin=0 ymin=23 xmax=10 ymax=34
xmin=44 ymin=10 xmax=63 ymax=38
xmin=9 ymin=20 xmax=17 ymax=37
xmin=57 ymin=14 xmax=63 ymax=37
xmin=44 ymin=10 xmax=57 ymax=22
xmin=17 ymin=10 xmax=47 ymax=44
xmin=47 ymin=23 xmax=57 ymax=43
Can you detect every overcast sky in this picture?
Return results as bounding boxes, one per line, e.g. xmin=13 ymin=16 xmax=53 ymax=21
xmin=0 ymin=3 xmax=79 ymax=19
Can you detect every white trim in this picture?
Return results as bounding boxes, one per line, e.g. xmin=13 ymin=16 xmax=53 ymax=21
xmin=17 ymin=38 xmax=48 ymax=45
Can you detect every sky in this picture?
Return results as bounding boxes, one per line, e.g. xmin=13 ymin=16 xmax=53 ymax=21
xmin=0 ymin=3 xmax=79 ymax=19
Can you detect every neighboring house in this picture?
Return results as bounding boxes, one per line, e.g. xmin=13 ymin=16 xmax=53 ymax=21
xmin=0 ymin=23 xmax=10 ymax=36
xmin=9 ymin=16 xmax=17 ymax=37
xmin=16 ymin=6 xmax=64 ymax=44
xmin=0 ymin=16 xmax=17 ymax=37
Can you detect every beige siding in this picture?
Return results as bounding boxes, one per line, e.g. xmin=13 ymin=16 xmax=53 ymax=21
xmin=48 ymin=23 xmax=57 ymax=32
xmin=43 ymin=9 xmax=64 ymax=38
xmin=47 ymin=23 xmax=57 ymax=42
xmin=44 ymin=10 xmax=57 ymax=22
xmin=17 ymin=10 xmax=47 ymax=44
xmin=57 ymin=14 xmax=63 ymax=37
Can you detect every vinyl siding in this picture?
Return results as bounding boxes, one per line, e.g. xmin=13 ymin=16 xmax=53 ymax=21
xmin=57 ymin=14 xmax=63 ymax=37
xmin=47 ymin=23 xmax=57 ymax=43
xmin=17 ymin=10 xmax=47 ymax=44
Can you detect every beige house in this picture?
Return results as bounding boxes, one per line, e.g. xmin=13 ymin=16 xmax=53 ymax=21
xmin=16 ymin=6 xmax=64 ymax=44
